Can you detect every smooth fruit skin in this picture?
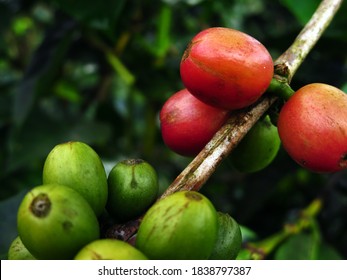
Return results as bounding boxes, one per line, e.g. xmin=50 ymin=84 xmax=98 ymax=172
xmin=278 ymin=83 xmax=347 ymax=173
xmin=230 ymin=115 xmax=281 ymax=173
xmin=17 ymin=184 xmax=100 ymax=259
xmin=135 ymin=191 xmax=218 ymax=260
xmin=74 ymin=239 xmax=148 ymax=260
xmin=209 ymin=212 xmax=242 ymax=260
xmin=180 ymin=27 xmax=274 ymax=110
xmin=106 ymin=159 xmax=159 ymax=222
xmin=7 ymin=236 xmax=36 ymax=260
xmin=42 ymin=141 xmax=108 ymax=216
xmin=160 ymin=88 xmax=229 ymax=157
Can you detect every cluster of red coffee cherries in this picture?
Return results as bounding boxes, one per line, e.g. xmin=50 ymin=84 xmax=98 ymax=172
xmin=159 ymin=27 xmax=347 ymax=174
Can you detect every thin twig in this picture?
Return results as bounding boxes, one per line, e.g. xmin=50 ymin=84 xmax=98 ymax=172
xmin=274 ymin=0 xmax=343 ymax=82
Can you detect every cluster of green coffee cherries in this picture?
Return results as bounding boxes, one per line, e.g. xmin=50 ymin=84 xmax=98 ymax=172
xmin=7 ymin=141 xmax=242 ymax=260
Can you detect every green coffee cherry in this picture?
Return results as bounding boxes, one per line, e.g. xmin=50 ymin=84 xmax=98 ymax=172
xmin=209 ymin=212 xmax=242 ymax=260
xmin=17 ymin=184 xmax=100 ymax=259
xmin=106 ymin=159 xmax=159 ymax=222
xmin=7 ymin=236 xmax=36 ymax=260
xmin=74 ymin=239 xmax=148 ymax=260
xmin=136 ymin=191 xmax=218 ymax=260
xmin=231 ymin=115 xmax=281 ymax=173
xmin=42 ymin=141 xmax=108 ymax=216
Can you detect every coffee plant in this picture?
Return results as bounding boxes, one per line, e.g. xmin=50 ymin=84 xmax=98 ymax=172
xmin=0 ymin=0 xmax=346 ymax=260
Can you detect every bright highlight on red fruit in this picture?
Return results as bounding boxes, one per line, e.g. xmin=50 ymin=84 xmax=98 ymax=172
xmin=278 ymin=83 xmax=347 ymax=173
xmin=180 ymin=27 xmax=274 ymax=110
xmin=160 ymin=88 xmax=229 ymax=157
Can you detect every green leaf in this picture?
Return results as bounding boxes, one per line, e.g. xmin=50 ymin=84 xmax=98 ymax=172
xmin=11 ymin=16 xmax=34 ymax=36
xmin=6 ymin=108 xmax=112 ymax=173
xmin=275 ymin=232 xmax=319 ymax=260
xmin=280 ymin=0 xmax=321 ymax=25
xmin=54 ymin=80 xmax=82 ymax=103
xmin=51 ymin=0 xmax=126 ymax=35
xmin=341 ymin=83 xmax=347 ymax=93
xmin=0 ymin=60 xmax=19 ymax=88
xmin=13 ymin=20 xmax=76 ymax=126
xmin=106 ymin=51 xmax=135 ymax=86
xmin=67 ymin=120 xmax=112 ymax=146
xmin=236 ymin=248 xmax=253 ymax=260
xmin=155 ymin=4 xmax=172 ymax=58
xmin=239 ymin=225 xmax=258 ymax=242
xmin=317 ymin=243 xmax=342 ymax=260
xmin=0 ymin=1 xmax=17 ymax=32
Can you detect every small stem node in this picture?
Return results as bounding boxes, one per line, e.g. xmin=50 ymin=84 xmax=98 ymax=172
xmin=267 ymin=77 xmax=295 ymax=101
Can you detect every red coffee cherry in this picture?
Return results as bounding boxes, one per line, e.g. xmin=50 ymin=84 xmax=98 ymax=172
xmin=160 ymin=88 xmax=229 ymax=157
xmin=180 ymin=27 xmax=274 ymax=110
xmin=278 ymin=83 xmax=347 ymax=173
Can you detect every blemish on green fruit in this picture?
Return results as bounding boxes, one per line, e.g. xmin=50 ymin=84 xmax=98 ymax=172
xmin=91 ymin=251 xmax=102 ymax=260
xmin=185 ymin=191 xmax=203 ymax=201
xmin=125 ymin=158 xmax=144 ymax=165
xmin=30 ymin=193 xmax=51 ymax=218
xmin=62 ymin=221 xmax=73 ymax=232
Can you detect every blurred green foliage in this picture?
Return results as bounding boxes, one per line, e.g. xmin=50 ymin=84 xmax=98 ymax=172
xmin=1 ymin=0 xmax=346 ymax=260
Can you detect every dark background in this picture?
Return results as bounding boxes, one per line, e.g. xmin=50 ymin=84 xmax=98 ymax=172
xmin=1 ymin=0 xmax=346 ymax=259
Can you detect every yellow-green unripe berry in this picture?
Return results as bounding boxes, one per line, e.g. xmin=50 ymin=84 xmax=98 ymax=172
xmin=136 ymin=191 xmax=218 ymax=260
xmin=106 ymin=159 xmax=159 ymax=222
xmin=7 ymin=236 xmax=36 ymax=260
xmin=17 ymin=184 xmax=100 ymax=259
xmin=231 ymin=115 xmax=281 ymax=173
xmin=74 ymin=239 xmax=148 ymax=260
xmin=209 ymin=212 xmax=242 ymax=260
xmin=42 ymin=141 xmax=108 ymax=216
